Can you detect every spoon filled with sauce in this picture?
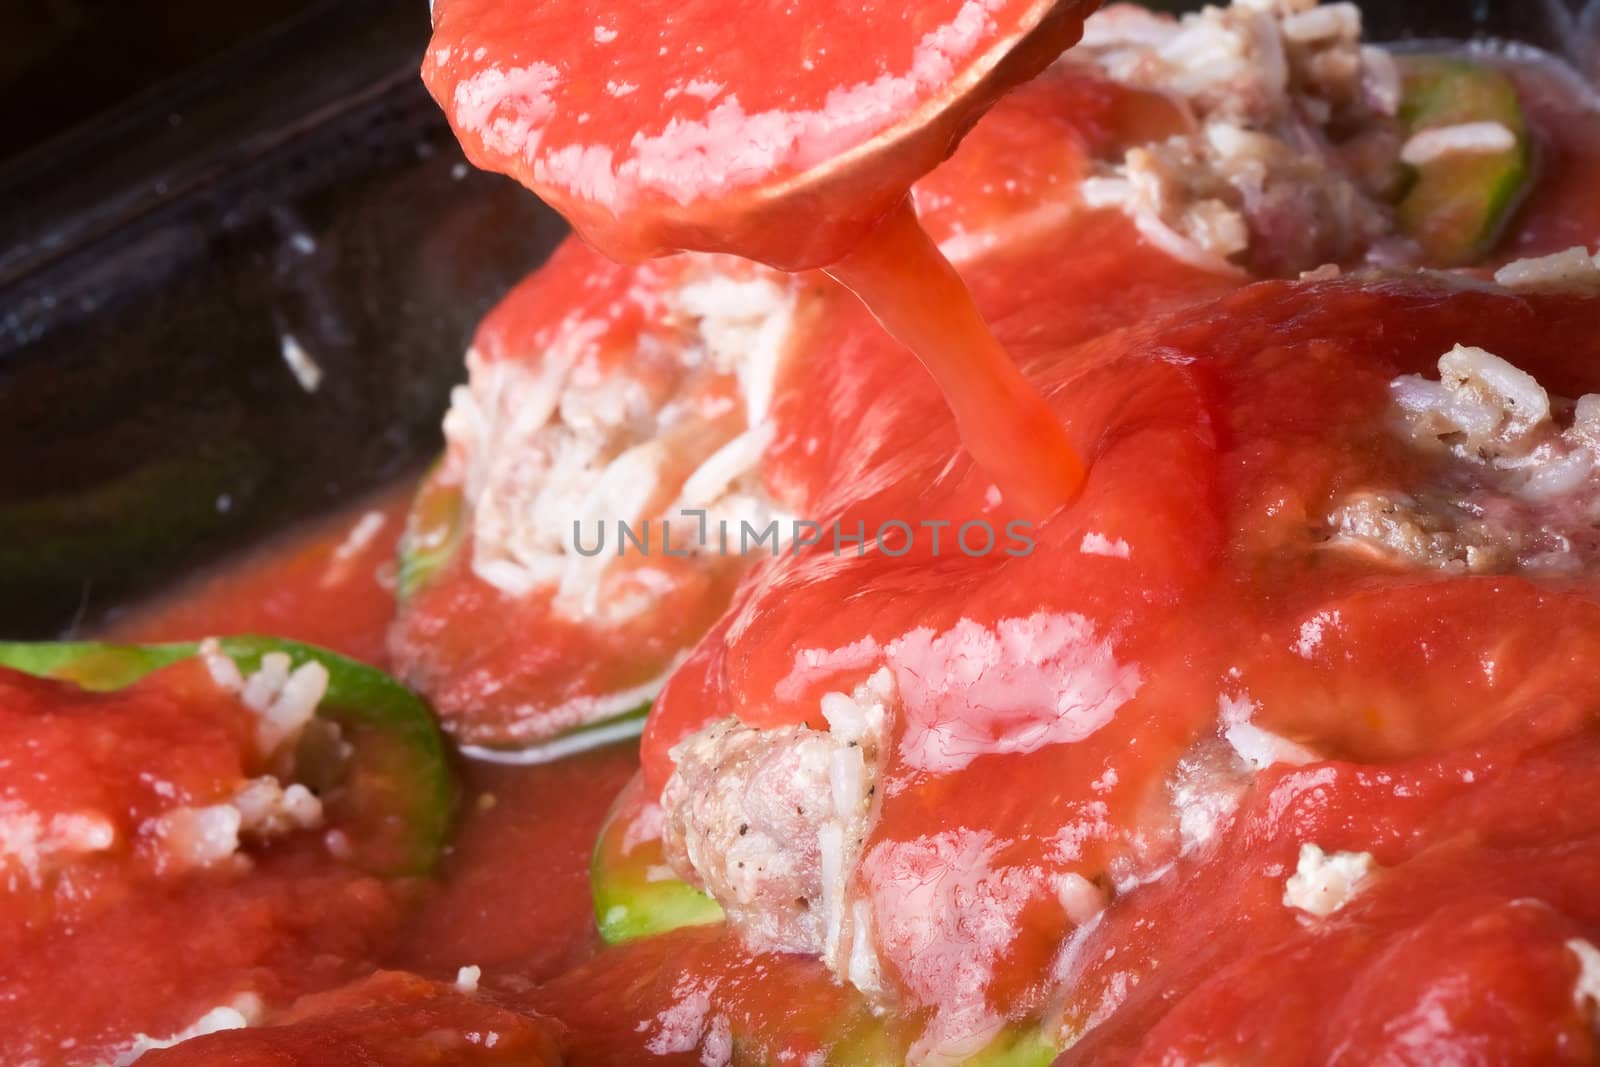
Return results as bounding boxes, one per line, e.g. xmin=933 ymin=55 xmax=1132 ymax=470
xmin=424 ymin=0 xmax=1102 ymax=517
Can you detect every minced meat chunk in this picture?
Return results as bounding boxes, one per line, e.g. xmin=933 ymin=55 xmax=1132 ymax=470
xmin=660 ymin=671 xmax=889 ymax=966
xmin=1075 ymin=0 xmax=1404 ymax=276
xmin=1329 ymin=344 xmax=1600 ymax=574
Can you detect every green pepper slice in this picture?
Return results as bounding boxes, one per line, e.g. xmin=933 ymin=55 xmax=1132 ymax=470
xmin=0 ymin=636 xmax=453 ymax=877
xmin=1397 ymin=56 xmax=1532 ymax=267
xmin=824 ymin=1019 xmax=1056 ymax=1066
xmin=587 ymin=772 xmax=1065 ymax=1062
xmin=590 ymin=773 xmax=724 ymax=944
xmin=396 ymin=460 xmax=466 ymax=603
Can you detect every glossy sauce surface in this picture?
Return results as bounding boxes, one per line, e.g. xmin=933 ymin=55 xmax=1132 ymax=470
xmin=141 ymin=970 xmax=566 ymax=1066
xmin=424 ymin=0 xmax=1099 ymax=269
xmin=40 ymin=29 xmax=1600 ymax=1067
xmin=0 ymin=662 xmax=406 ymax=1064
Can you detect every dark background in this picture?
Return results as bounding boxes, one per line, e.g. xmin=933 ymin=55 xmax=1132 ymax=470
xmin=2 ymin=1 xmax=323 ymax=161
xmin=0 ymin=0 xmax=564 ymax=637
xmin=4 ymin=0 xmax=1590 ymax=165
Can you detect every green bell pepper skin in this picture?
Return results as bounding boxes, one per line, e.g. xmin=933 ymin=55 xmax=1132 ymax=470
xmin=825 ymin=1020 xmax=1057 ymax=1067
xmin=396 ymin=460 xmax=466 ymax=603
xmin=0 ymin=641 xmax=195 ymax=691
xmin=966 ymin=1027 xmax=1061 ymax=1067
xmin=1397 ymin=57 xmax=1531 ymax=267
xmin=590 ymin=773 xmax=724 ymax=944
xmin=0 ymin=636 xmax=453 ymax=877
xmin=586 ymin=774 xmax=1062 ymax=1065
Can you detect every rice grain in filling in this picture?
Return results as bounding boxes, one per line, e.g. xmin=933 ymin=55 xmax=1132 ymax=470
xmin=1330 ymin=337 xmax=1600 ymax=574
xmin=443 ymin=253 xmax=802 ymax=624
xmin=390 ymin=242 xmax=814 ymax=745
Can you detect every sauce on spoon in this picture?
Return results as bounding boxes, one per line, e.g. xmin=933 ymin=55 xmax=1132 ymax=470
xmin=424 ymin=0 xmax=1100 ymax=514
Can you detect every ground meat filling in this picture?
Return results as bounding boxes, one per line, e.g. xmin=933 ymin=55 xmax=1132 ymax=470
xmin=1074 ymin=0 xmax=1404 ymax=276
xmin=660 ymin=671 xmax=889 ymax=971
xmin=1329 ymin=341 xmax=1600 ymax=573
xmin=660 ymin=720 xmax=833 ymax=954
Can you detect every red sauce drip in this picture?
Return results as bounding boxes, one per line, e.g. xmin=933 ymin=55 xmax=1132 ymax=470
xmin=425 ymin=0 xmax=1098 ymax=515
xmin=825 ymin=197 xmax=1085 ymax=516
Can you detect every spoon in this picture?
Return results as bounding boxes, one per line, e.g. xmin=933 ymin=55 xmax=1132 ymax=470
xmin=425 ymin=0 xmax=1100 ymax=513
xmin=424 ymin=0 xmax=1103 ymax=270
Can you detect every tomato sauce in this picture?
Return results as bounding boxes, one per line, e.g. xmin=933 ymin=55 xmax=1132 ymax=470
xmin=426 ymin=0 xmax=1105 ymax=518
xmin=94 ymin=482 xmax=642 ymax=966
xmin=529 ymin=925 xmax=906 ymax=1065
xmin=98 ymin=48 xmax=1600 ymax=1060
xmin=634 ymin=273 xmax=1600 ymax=1059
xmin=0 ymin=663 xmax=406 ymax=1064
xmin=104 ymin=486 xmax=415 ymax=668
xmin=20 ymin=3 xmax=1600 ymax=1063
xmin=386 ymin=243 xmax=784 ymax=747
xmin=391 ymin=67 xmax=1234 ymax=750
xmin=385 ymin=748 xmax=639 ymax=982
xmin=424 ymin=0 xmax=1099 ymax=270
xmin=824 ymin=199 xmax=1084 ymax=518
xmin=1057 ymin=704 xmax=1600 ymax=1063
xmin=1496 ymin=56 xmax=1600 ymax=262
xmin=141 ymin=970 xmax=566 ymax=1066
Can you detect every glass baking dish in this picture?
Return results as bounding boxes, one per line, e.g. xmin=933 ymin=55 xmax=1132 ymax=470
xmin=0 ymin=0 xmax=1592 ymax=638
